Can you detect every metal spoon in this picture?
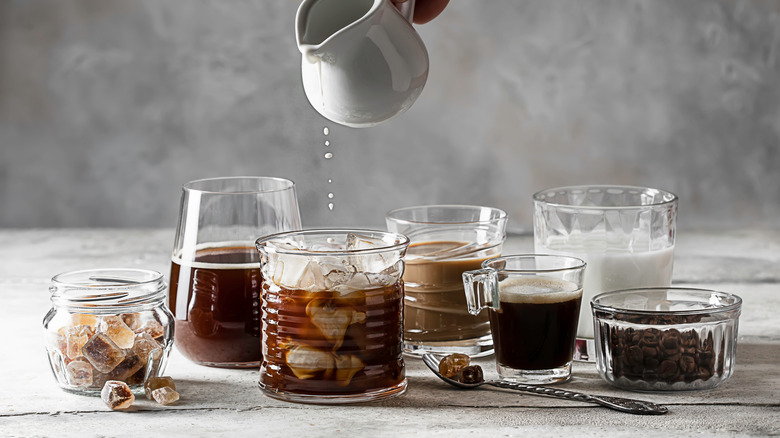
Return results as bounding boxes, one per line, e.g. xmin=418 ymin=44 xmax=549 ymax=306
xmin=422 ymin=354 xmax=668 ymax=415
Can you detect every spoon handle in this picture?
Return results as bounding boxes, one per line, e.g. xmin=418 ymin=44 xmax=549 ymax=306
xmin=486 ymin=380 xmax=668 ymax=415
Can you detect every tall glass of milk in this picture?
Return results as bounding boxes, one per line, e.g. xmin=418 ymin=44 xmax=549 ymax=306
xmin=533 ymin=185 xmax=678 ymax=361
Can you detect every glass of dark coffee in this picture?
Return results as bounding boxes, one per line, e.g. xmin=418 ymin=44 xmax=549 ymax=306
xmin=463 ymin=255 xmax=585 ymax=384
xmin=168 ymin=177 xmax=301 ymax=368
xmin=256 ymin=229 xmax=409 ymax=404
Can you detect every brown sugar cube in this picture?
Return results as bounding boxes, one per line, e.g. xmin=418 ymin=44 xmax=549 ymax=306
xmin=438 ymin=353 xmax=470 ymax=378
xmin=106 ymin=350 xmax=144 ymax=381
xmin=101 ymin=381 xmax=135 ymax=410
xmin=82 ymin=333 xmax=126 ymax=373
xmin=151 ymin=386 xmax=180 ymax=406
xmin=65 ymin=359 xmax=94 ymax=387
xmin=132 ymin=333 xmax=162 ymax=364
xmin=145 ymin=376 xmax=176 ymax=400
xmin=97 ymin=316 xmax=135 ymax=349
xmin=121 ymin=313 xmax=142 ymax=331
xmin=134 ymin=320 xmax=165 ymax=339
xmin=65 ymin=325 xmax=95 ymax=360
xmin=71 ymin=313 xmax=99 ymax=329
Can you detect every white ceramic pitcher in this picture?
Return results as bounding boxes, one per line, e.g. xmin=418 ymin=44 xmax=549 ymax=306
xmin=296 ymin=0 xmax=429 ymax=128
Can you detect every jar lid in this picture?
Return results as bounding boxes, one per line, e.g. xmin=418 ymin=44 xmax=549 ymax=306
xmin=50 ymin=268 xmax=166 ymax=311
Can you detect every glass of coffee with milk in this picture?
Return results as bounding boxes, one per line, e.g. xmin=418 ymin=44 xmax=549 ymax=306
xmin=533 ymin=185 xmax=678 ymax=361
xmin=386 ymin=205 xmax=507 ymax=358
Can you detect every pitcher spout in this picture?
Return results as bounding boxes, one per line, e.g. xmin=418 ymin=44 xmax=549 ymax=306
xmin=295 ymin=0 xmax=378 ymax=48
xmin=299 ymin=44 xmax=322 ymax=64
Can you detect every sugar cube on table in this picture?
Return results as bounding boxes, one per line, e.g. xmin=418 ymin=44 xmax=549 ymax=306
xmin=151 ymin=386 xmax=180 ymax=405
xmin=101 ymin=381 xmax=135 ymax=410
xmin=82 ymin=333 xmax=126 ymax=373
xmin=145 ymin=376 xmax=176 ymax=400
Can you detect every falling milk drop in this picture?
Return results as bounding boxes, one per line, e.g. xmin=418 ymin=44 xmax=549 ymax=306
xmin=322 ymin=126 xmax=333 ymax=212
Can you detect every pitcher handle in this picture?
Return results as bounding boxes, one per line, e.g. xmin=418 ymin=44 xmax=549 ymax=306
xmin=395 ymin=0 xmax=416 ymax=24
xmin=462 ymin=268 xmax=499 ymax=315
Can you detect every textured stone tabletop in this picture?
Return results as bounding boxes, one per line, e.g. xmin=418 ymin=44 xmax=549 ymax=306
xmin=1 ymin=229 xmax=778 ymax=437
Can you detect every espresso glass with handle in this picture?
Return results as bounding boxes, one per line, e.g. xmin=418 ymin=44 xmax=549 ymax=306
xmin=168 ymin=177 xmax=302 ymax=368
xmin=463 ymin=255 xmax=585 ymax=384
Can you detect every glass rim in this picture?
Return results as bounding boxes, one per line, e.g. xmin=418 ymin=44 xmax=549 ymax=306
xmin=590 ymin=287 xmax=743 ymax=316
xmin=532 ymin=185 xmax=678 ymax=209
xmin=256 ymin=228 xmax=411 ymax=257
xmin=51 ymin=268 xmax=164 ymax=289
xmin=50 ymin=268 xmax=166 ymax=308
xmin=481 ymin=254 xmax=586 ymax=273
xmin=183 ymin=176 xmax=296 ymax=195
xmin=385 ymin=204 xmax=508 ymax=225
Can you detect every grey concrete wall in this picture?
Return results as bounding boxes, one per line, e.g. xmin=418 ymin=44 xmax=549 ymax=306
xmin=1 ymin=0 xmax=779 ymax=232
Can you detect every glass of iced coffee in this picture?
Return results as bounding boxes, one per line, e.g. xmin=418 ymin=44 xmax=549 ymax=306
xmin=169 ymin=177 xmax=302 ymax=368
xmin=463 ymin=255 xmax=586 ymax=384
xmin=256 ymin=229 xmax=409 ymax=403
xmin=533 ymin=185 xmax=678 ymax=361
xmin=386 ymin=205 xmax=507 ymax=358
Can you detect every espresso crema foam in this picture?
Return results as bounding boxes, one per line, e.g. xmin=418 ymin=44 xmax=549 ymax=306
xmin=498 ymin=277 xmax=582 ymax=304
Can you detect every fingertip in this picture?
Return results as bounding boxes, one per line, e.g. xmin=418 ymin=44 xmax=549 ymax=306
xmin=413 ymin=0 xmax=450 ymax=24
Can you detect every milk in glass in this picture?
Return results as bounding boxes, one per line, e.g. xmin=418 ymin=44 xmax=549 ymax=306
xmin=537 ymin=234 xmax=674 ymax=338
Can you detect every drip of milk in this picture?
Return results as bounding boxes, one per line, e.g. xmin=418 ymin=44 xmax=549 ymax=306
xmin=537 ymin=235 xmax=674 ymax=339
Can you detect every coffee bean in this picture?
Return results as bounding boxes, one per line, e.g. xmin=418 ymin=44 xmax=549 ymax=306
xmin=661 ymin=329 xmax=680 ymax=350
xmin=658 ymin=359 xmax=678 ymax=379
xmin=626 ymin=345 xmax=644 ymax=366
xmin=679 ymin=355 xmax=697 ymax=374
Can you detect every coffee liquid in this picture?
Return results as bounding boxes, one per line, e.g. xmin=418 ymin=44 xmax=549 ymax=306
xmin=489 ymin=278 xmax=582 ymax=370
xmin=404 ymin=241 xmax=494 ymax=342
xmin=169 ymin=245 xmax=263 ymax=366
xmin=261 ymin=281 xmax=404 ymax=395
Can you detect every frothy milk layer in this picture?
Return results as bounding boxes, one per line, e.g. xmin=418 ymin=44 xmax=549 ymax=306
xmin=498 ymin=277 xmax=582 ymax=304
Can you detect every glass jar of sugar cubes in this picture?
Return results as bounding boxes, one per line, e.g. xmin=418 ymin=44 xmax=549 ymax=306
xmin=42 ymin=268 xmax=174 ymax=395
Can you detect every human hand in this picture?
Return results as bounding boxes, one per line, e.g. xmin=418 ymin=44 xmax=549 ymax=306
xmin=394 ymin=0 xmax=450 ymax=24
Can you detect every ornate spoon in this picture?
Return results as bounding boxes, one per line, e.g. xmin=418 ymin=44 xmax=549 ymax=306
xmin=422 ymin=354 xmax=668 ymax=415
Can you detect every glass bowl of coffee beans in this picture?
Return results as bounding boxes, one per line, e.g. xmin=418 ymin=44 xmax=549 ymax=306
xmin=591 ymin=288 xmax=742 ymax=391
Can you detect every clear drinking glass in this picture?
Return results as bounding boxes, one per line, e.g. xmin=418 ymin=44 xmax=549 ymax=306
xmin=463 ymin=255 xmax=586 ymax=384
xmin=256 ymin=229 xmax=409 ymax=404
xmin=386 ymin=205 xmax=507 ymax=358
xmin=168 ymin=177 xmax=302 ymax=368
xmin=533 ymin=185 xmax=678 ymax=361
